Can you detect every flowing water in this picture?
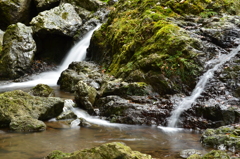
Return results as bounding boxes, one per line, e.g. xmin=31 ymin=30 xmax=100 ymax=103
xmin=167 ymin=45 xmax=240 ymax=128
xmin=0 ymin=26 xmax=208 ymax=159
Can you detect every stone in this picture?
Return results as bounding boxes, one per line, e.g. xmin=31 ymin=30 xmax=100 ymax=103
xmin=0 ymin=0 xmax=32 ymax=29
xmin=46 ymin=142 xmax=152 ymax=159
xmin=34 ymin=0 xmax=60 ymax=12
xmin=61 ymin=0 xmax=104 ymax=12
xmin=0 ymin=23 xmax=36 ymax=79
xmin=29 ymin=84 xmax=55 ymax=97
xmin=30 ymin=3 xmax=82 ymax=37
xmin=0 ymin=90 xmax=64 ymax=131
xmin=180 ymin=149 xmax=202 ymax=158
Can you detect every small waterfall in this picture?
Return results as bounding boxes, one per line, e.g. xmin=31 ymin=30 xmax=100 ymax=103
xmin=167 ymin=45 xmax=240 ymax=128
xmin=0 ymin=25 xmax=101 ymax=91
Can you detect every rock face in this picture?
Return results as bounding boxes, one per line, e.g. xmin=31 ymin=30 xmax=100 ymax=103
xmin=201 ymin=125 xmax=240 ymax=151
xmin=0 ymin=0 xmax=32 ymax=29
xmin=0 ymin=90 xmax=64 ymax=132
xmin=30 ymin=3 xmax=82 ymax=37
xmin=46 ymin=142 xmax=152 ymax=159
xmin=0 ymin=23 xmax=36 ymax=79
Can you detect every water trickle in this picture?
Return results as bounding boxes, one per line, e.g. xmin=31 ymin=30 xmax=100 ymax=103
xmin=0 ymin=25 xmax=101 ymax=91
xmin=167 ymin=45 xmax=240 ymax=128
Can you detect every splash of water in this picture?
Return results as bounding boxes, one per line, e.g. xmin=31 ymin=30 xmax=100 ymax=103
xmin=0 ymin=25 xmax=101 ymax=91
xmin=167 ymin=45 xmax=240 ymax=128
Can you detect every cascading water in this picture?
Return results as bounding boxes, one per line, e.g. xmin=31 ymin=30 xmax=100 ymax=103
xmin=167 ymin=45 xmax=240 ymax=128
xmin=0 ymin=25 xmax=101 ymax=91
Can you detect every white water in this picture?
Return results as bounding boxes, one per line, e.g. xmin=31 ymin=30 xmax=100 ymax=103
xmin=167 ymin=45 xmax=240 ymax=128
xmin=0 ymin=25 xmax=101 ymax=91
xmin=58 ymin=99 xmax=126 ymax=127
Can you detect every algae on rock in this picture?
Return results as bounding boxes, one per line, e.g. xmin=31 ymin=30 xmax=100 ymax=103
xmin=46 ymin=142 xmax=152 ymax=159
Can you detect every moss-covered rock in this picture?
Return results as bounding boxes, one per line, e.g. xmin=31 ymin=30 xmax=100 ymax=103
xmin=0 ymin=90 xmax=64 ymax=131
xmin=46 ymin=142 xmax=152 ymax=159
xmin=201 ymin=125 xmax=240 ymax=151
xmin=9 ymin=116 xmax=46 ymax=132
xmin=0 ymin=23 xmax=36 ymax=79
xmin=29 ymin=84 xmax=55 ymax=97
xmin=87 ymin=0 xmax=240 ymax=95
xmin=34 ymin=0 xmax=60 ymax=12
xmin=202 ymin=150 xmax=230 ymax=159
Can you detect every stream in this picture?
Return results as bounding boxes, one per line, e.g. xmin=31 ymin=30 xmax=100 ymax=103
xmin=0 ymin=26 xmax=209 ymax=159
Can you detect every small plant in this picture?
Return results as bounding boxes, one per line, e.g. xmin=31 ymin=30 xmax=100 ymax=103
xmin=199 ymin=9 xmax=217 ymax=18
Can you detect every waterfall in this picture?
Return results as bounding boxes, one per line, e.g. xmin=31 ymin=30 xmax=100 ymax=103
xmin=0 ymin=25 xmax=101 ymax=91
xmin=167 ymin=45 xmax=240 ymax=128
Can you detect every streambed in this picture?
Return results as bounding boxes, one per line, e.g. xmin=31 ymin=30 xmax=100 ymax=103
xmin=0 ymin=86 xmax=208 ymax=159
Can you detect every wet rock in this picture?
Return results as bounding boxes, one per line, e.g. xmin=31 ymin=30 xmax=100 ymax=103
xmin=34 ymin=0 xmax=60 ymax=12
xmin=95 ymin=95 xmax=171 ymax=125
xmin=57 ymin=111 xmax=77 ymax=120
xmin=30 ymin=3 xmax=82 ymax=37
xmin=0 ymin=0 xmax=32 ymax=29
xmin=0 ymin=23 xmax=36 ymax=79
xmin=201 ymin=125 xmax=240 ymax=151
xmin=29 ymin=84 xmax=55 ymax=97
xmin=0 ymin=90 xmax=64 ymax=131
xmin=187 ymin=154 xmax=202 ymax=159
xmin=75 ymin=81 xmax=97 ymax=115
xmin=10 ymin=116 xmax=46 ymax=132
xmin=180 ymin=149 xmax=202 ymax=158
xmin=57 ymin=61 xmax=111 ymax=92
xmin=0 ymin=29 xmax=3 ymax=47
xmin=202 ymin=150 xmax=230 ymax=159
xmin=46 ymin=142 xmax=152 ymax=159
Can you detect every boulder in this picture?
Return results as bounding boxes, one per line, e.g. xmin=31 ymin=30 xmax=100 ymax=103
xmin=180 ymin=149 xmax=202 ymax=158
xmin=46 ymin=142 xmax=152 ymax=159
xmin=29 ymin=84 xmax=55 ymax=97
xmin=9 ymin=116 xmax=46 ymax=132
xmin=0 ymin=0 xmax=32 ymax=29
xmin=201 ymin=125 xmax=240 ymax=151
xmin=0 ymin=90 xmax=64 ymax=131
xmin=0 ymin=23 xmax=36 ymax=79
xmin=75 ymin=81 xmax=97 ymax=115
xmin=30 ymin=3 xmax=82 ymax=37
xmin=57 ymin=61 xmax=111 ymax=92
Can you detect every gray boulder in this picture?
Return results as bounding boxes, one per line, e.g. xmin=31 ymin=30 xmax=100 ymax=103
xmin=30 ymin=3 xmax=82 ymax=37
xmin=0 ymin=0 xmax=32 ymax=29
xmin=0 ymin=23 xmax=36 ymax=79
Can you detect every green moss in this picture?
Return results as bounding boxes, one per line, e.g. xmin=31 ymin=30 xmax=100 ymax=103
xmin=61 ymin=12 xmax=68 ymax=20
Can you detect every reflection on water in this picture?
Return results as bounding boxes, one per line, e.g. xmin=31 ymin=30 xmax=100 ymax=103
xmin=0 ymin=123 xmax=206 ymax=159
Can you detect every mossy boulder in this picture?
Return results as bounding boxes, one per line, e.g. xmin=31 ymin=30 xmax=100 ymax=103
xmin=187 ymin=150 xmax=230 ymax=159
xmin=74 ymin=81 xmax=97 ymax=115
xmin=201 ymin=125 xmax=240 ymax=151
xmin=9 ymin=116 xmax=46 ymax=132
xmin=46 ymin=142 xmax=152 ymax=159
xmin=30 ymin=3 xmax=82 ymax=37
xmin=0 ymin=23 xmax=36 ymax=79
xmin=0 ymin=90 xmax=64 ymax=131
xmin=29 ymin=84 xmax=55 ymax=97
xmin=0 ymin=0 xmax=32 ymax=29
xmin=87 ymin=0 xmax=240 ymax=95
